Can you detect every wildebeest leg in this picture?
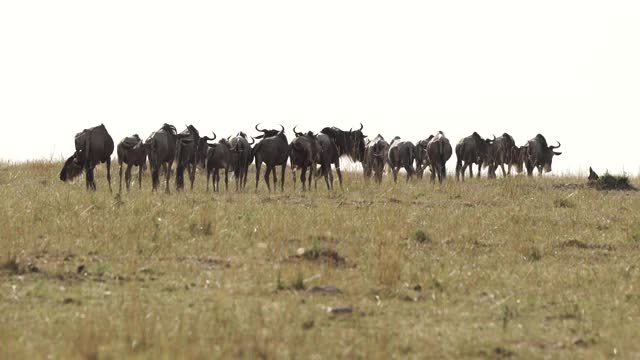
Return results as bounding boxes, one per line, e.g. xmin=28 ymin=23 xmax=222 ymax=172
xmin=224 ymin=167 xmax=229 ymax=192
xmin=476 ymin=163 xmax=482 ymax=178
xmin=272 ymin=165 xmax=278 ymax=191
xmin=537 ymin=165 xmax=543 ymax=176
xmin=206 ymin=168 xmax=211 ymax=192
xmin=455 ymin=159 xmax=462 ymax=181
xmin=500 ymin=163 xmax=507 ymax=177
xmin=308 ymin=163 xmax=314 ymax=190
xmin=243 ymin=164 xmax=249 ymax=189
xmin=468 ymin=163 xmax=473 ymax=179
xmin=165 ymin=161 xmax=173 ymax=194
xmin=190 ymin=164 xmax=197 ymax=191
xmin=430 ymin=166 xmax=436 ymax=183
xmin=300 ymin=167 xmax=307 ymax=191
xmin=255 ymin=161 xmax=262 ymax=191
xmin=264 ymin=166 xmax=272 ymax=192
xmin=118 ymin=161 xmax=124 ymax=193
xmin=125 ymin=164 xmax=133 ymax=192
xmin=138 ymin=165 xmax=143 ymax=190
xmin=405 ymin=164 xmax=414 ymax=182
xmin=106 ymin=158 xmax=112 ymax=193
xmin=292 ymin=165 xmax=297 ymax=191
xmin=280 ymin=164 xmax=285 ymax=192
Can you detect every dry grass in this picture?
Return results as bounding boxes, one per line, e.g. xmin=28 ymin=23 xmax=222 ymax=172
xmin=1 ymin=161 xmax=639 ymax=358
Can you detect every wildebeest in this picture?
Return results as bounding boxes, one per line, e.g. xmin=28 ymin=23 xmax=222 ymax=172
xmin=253 ymin=124 xmax=289 ymax=192
xmin=387 ymin=137 xmax=416 ymax=183
xmin=317 ymin=124 xmax=367 ymax=189
xmin=60 ymin=124 xmax=114 ymax=191
xmin=364 ymin=135 xmax=389 ymax=183
xmin=415 ymin=136 xmax=433 ymax=179
xmin=175 ymin=125 xmax=201 ymax=191
xmin=144 ymin=123 xmax=177 ymax=193
xmin=116 ymin=134 xmax=146 ymax=192
xmin=455 ymin=132 xmax=492 ymax=181
xmin=289 ymin=126 xmax=321 ymax=191
xmin=205 ymin=136 xmax=235 ymax=192
xmin=229 ymin=132 xmax=254 ymax=191
xmin=488 ymin=133 xmax=518 ymax=177
xmin=427 ymin=131 xmax=452 ymax=183
xmin=524 ymin=134 xmax=562 ymax=176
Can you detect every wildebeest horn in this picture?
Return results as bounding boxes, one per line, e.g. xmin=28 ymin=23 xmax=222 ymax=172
xmin=211 ymin=131 xmax=217 ymax=141
xmin=248 ymin=136 xmax=255 ymax=145
xmin=293 ymin=125 xmax=303 ymax=137
xmin=255 ymin=123 xmax=265 ymax=132
xmin=279 ymin=124 xmax=284 ymax=133
xmin=358 ymin=123 xmax=363 ymax=131
xmin=550 ymin=141 xmax=561 ymax=149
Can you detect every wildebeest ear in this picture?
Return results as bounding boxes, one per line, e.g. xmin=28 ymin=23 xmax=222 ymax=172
xmin=553 ymin=151 xmax=562 ymax=155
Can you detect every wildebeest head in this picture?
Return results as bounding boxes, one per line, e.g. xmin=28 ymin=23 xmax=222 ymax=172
xmin=528 ymin=134 xmax=562 ymax=172
xmin=59 ymin=151 xmax=84 ymax=182
xmin=255 ymin=124 xmax=284 ymax=139
xmin=348 ymin=123 xmax=366 ymax=162
xmin=320 ymin=123 xmax=366 ymax=162
xmin=195 ymin=131 xmax=217 ymax=168
xmin=588 ymin=167 xmax=599 ymax=181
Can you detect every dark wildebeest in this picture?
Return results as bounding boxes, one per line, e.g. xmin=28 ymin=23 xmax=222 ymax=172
xmin=524 ymin=134 xmax=562 ymax=176
xmin=205 ymin=136 xmax=235 ymax=192
xmin=317 ymin=124 xmax=367 ymax=190
xmin=427 ymin=131 xmax=452 ymax=184
xmin=455 ymin=132 xmax=492 ymax=181
xmin=364 ymin=135 xmax=389 ymax=183
xmin=489 ymin=133 xmax=518 ymax=177
xmin=117 ymin=134 xmax=147 ymax=192
xmin=229 ymin=132 xmax=254 ymax=191
xmin=194 ymin=131 xmax=217 ymax=171
xmin=60 ymin=124 xmax=114 ymax=191
xmin=482 ymin=135 xmax=499 ymax=179
xmin=509 ymin=145 xmax=528 ymax=174
xmin=289 ymin=126 xmax=321 ymax=191
xmin=415 ymin=136 xmax=433 ymax=179
xmin=144 ymin=123 xmax=177 ymax=193
xmin=387 ymin=137 xmax=416 ymax=183
xmin=253 ymin=124 xmax=289 ymax=192
xmin=175 ymin=125 xmax=200 ymax=191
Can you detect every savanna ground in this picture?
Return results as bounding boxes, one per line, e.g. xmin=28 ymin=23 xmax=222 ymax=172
xmin=1 ymin=161 xmax=639 ymax=359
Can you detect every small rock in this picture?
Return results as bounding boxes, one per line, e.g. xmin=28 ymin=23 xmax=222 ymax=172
xmin=296 ymin=248 xmax=306 ymax=256
xmin=328 ymin=306 xmax=353 ymax=315
xmin=62 ymin=297 xmax=77 ymax=305
xmin=302 ymin=320 xmax=315 ymax=330
xmin=76 ymin=265 xmax=86 ymax=274
xmin=308 ymin=286 xmax=343 ymax=295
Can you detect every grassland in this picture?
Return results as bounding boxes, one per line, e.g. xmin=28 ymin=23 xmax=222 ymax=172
xmin=1 ymin=161 xmax=639 ymax=359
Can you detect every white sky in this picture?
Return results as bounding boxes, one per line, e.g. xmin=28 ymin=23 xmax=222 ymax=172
xmin=1 ymin=1 xmax=639 ymax=175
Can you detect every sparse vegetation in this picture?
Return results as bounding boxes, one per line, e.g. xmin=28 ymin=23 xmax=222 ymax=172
xmin=1 ymin=161 xmax=639 ymax=358
xmin=590 ymin=172 xmax=636 ymax=191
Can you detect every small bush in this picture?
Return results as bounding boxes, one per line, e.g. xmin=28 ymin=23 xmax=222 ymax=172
xmin=523 ymin=246 xmax=542 ymax=262
xmin=591 ymin=173 xmax=636 ymax=191
xmin=414 ymin=229 xmax=431 ymax=243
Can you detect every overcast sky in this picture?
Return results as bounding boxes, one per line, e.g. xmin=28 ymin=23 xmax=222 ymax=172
xmin=1 ymin=1 xmax=638 ymax=175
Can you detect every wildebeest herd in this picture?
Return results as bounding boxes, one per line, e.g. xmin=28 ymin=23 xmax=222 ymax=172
xmin=59 ymin=123 xmax=562 ymax=192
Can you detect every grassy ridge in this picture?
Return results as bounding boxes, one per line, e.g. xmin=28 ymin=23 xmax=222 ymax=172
xmin=1 ymin=161 xmax=639 ymax=358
